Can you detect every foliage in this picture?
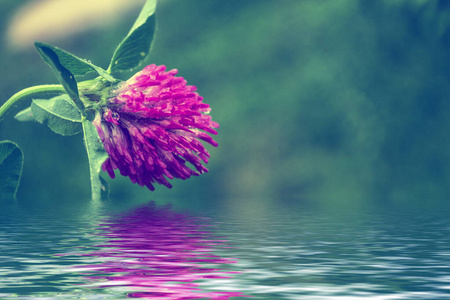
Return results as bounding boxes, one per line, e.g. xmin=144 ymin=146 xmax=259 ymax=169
xmin=0 ymin=0 xmax=157 ymax=200
xmin=0 ymin=141 xmax=23 ymax=199
xmin=31 ymin=95 xmax=82 ymax=136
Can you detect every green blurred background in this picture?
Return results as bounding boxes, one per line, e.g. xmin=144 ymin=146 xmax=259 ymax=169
xmin=1 ymin=0 xmax=450 ymax=209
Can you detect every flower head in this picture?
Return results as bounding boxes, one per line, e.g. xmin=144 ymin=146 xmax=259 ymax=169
xmin=92 ymin=64 xmax=219 ymax=190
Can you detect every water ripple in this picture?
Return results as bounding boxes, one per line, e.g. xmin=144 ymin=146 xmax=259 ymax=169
xmin=2 ymin=201 xmax=450 ymax=299
xmin=0 ymin=202 xmax=248 ymax=299
xmin=204 ymin=205 xmax=450 ymax=299
xmin=63 ymin=202 xmax=248 ymax=299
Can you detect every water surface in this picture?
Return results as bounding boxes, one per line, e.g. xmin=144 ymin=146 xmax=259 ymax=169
xmin=1 ymin=199 xmax=450 ymax=299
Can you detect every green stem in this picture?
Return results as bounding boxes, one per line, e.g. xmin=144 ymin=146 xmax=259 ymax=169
xmin=0 ymin=84 xmax=66 ymax=120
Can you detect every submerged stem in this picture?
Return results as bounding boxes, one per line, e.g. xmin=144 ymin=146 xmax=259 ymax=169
xmin=0 ymin=84 xmax=66 ymax=120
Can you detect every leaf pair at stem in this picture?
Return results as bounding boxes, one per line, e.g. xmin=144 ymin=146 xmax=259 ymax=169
xmin=0 ymin=0 xmax=157 ymax=200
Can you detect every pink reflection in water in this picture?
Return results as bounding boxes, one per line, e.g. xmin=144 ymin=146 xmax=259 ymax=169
xmin=69 ymin=202 xmax=248 ymax=299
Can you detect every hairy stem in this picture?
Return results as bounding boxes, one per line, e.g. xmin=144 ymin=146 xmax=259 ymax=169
xmin=0 ymin=84 xmax=66 ymax=120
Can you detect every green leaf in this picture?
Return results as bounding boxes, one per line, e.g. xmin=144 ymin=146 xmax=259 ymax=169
xmin=35 ymin=42 xmax=85 ymax=112
xmin=14 ymin=107 xmax=35 ymax=122
xmin=34 ymin=42 xmax=114 ymax=82
xmin=0 ymin=141 xmax=24 ymax=200
xmin=82 ymin=120 xmax=109 ymax=200
xmin=31 ymin=95 xmax=82 ymax=136
xmin=108 ymin=0 xmax=157 ymax=74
